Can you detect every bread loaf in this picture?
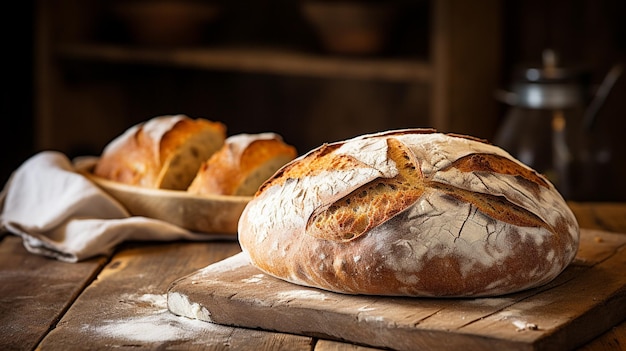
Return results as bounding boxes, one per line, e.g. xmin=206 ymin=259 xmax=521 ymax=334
xmin=94 ymin=115 xmax=226 ymax=190
xmin=238 ymin=129 xmax=580 ymax=297
xmin=187 ymin=133 xmax=297 ymax=196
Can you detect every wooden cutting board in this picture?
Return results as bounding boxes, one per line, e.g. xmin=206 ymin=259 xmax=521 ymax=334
xmin=167 ymin=229 xmax=626 ymax=351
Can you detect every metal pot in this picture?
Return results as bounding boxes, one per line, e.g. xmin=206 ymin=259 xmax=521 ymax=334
xmin=493 ymin=50 xmax=622 ymax=200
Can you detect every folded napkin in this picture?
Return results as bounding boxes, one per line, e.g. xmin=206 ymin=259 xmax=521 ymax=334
xmin=0 ymin=151 xmax=226 ymax=262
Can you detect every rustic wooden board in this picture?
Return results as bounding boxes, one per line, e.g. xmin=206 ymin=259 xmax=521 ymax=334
xmin=168 ymin=229 xmax=626 ymax=351
xmin=38 ymin=241 xmax=313 ymax=350
xmin=570 ymin=202 xmax=626 ymax=234
xmin=0 ymin=235 xmax=108 ymax=351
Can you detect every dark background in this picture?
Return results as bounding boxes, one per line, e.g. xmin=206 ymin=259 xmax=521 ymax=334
xmin=2 ymin=0 xmax=625 ymax=199
xmin=1 ymin=1 xmax=35 ymax=187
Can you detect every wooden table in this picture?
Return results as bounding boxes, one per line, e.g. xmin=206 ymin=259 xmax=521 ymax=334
xmin=1 ymin=202 xmax=625 ymax=351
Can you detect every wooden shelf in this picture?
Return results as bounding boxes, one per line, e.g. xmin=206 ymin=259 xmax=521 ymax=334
xmin=56 ymin=44 xmax=433 ymax=83
xmin=37 ymin=0 xmax=503 ymax=158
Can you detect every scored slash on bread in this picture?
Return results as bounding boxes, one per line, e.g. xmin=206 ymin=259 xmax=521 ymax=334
xmin=263 ymin=138 xmax=551 ymax=243
xmin=238 ymin=129 xmax=580 ymax=297
xmin=306 ymin=138 xmax=426 ymax=242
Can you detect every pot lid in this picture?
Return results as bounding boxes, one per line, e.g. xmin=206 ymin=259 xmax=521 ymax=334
xmin=513 ymin=49 xmax=589 ymax=84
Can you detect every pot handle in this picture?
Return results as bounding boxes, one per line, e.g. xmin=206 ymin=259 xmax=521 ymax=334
xmin=494 ymin=89 xmax=518 ymax=106
xmin=583 ymin=63 xmax=623 ymax=131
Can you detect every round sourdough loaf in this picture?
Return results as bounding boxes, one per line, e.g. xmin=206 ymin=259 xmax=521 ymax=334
xmin=238 ymin=129 xmax=580 ymax=297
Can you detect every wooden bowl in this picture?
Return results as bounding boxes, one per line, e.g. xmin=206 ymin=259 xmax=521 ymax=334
xmin=81 ymin=168 xmax=251 ymax=235
xmin=113 ymin=0 xmax=221 ymax=47
xmin=300 ymin=1 xmax=397 ymax=55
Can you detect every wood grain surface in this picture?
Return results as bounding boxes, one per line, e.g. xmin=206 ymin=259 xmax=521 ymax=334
xmin=37 ymin=241 xmax=313 ymax=350
xmin=168 ymin=228 xmax=626 ymax=351
xmin=1 ymin=202 xmax=625 ymax=351
xmin=0 ymin=235 xmax=107 ymax=351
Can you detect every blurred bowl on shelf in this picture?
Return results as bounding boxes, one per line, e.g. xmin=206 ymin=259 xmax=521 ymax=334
xmin=113 ymin=0 xmax=221 ymax=47
xmin=300 ymin=1 xmax=397 ymax=55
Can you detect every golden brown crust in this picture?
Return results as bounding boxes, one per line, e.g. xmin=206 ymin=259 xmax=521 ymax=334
xmin=157 ymin=118 xmax=222 ymax=165
xmin=444 ymin=153 xmax=550 ymax=189
xmin=256 ymin=143 xmax=343 ymax=195
xmin=94 ymin=115 xmax=226 ymax=190
xmin=306 ymin=138 xmax=425 ymax=242
xmin=94 ymin=126 xmax=155 ymax=186
xmin=187 ymin=133 xmax=297 ymax=196
xmin=238 ymin=129 xmax=580 ymax=297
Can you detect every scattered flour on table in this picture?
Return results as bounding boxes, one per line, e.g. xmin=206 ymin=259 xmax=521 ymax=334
xmin=512 ymin=320 xmax=539 ymax=331
xmin=168 ymin=292 xmax=212 ymax=321
xmin=83 ymin=293 xmax=223 ymax=343
xmin=125 ymin=293 xmax=168 ymax=309
xmin=276 ymin=289 xmax=328 ymax=302
xmin=357 ymin=306 xmax=376 ymax=312
xmin=494 ymin=309 xmax=540 ymax=332
xmin=203 ymin=253 xmax=250 ymax=274
xmin=241 ymin=274 xmax=265 ymax=284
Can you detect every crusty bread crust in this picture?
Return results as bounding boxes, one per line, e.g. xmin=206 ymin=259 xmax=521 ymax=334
xmin=94 ymin=115 xmax=226 ymax=190
xmin=238 ymin=129 xmax=580 ymax=297
xmin=187 ymin=133 xmax=297 ymax=196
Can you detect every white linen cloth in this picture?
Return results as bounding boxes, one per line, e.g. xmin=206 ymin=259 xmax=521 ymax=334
xmin=0 ymin=151 xmax=225 ymax=262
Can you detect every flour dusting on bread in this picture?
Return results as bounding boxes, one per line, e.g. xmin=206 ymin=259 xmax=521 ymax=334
xmin=238 ymin=129 xmax=579 ymax=297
